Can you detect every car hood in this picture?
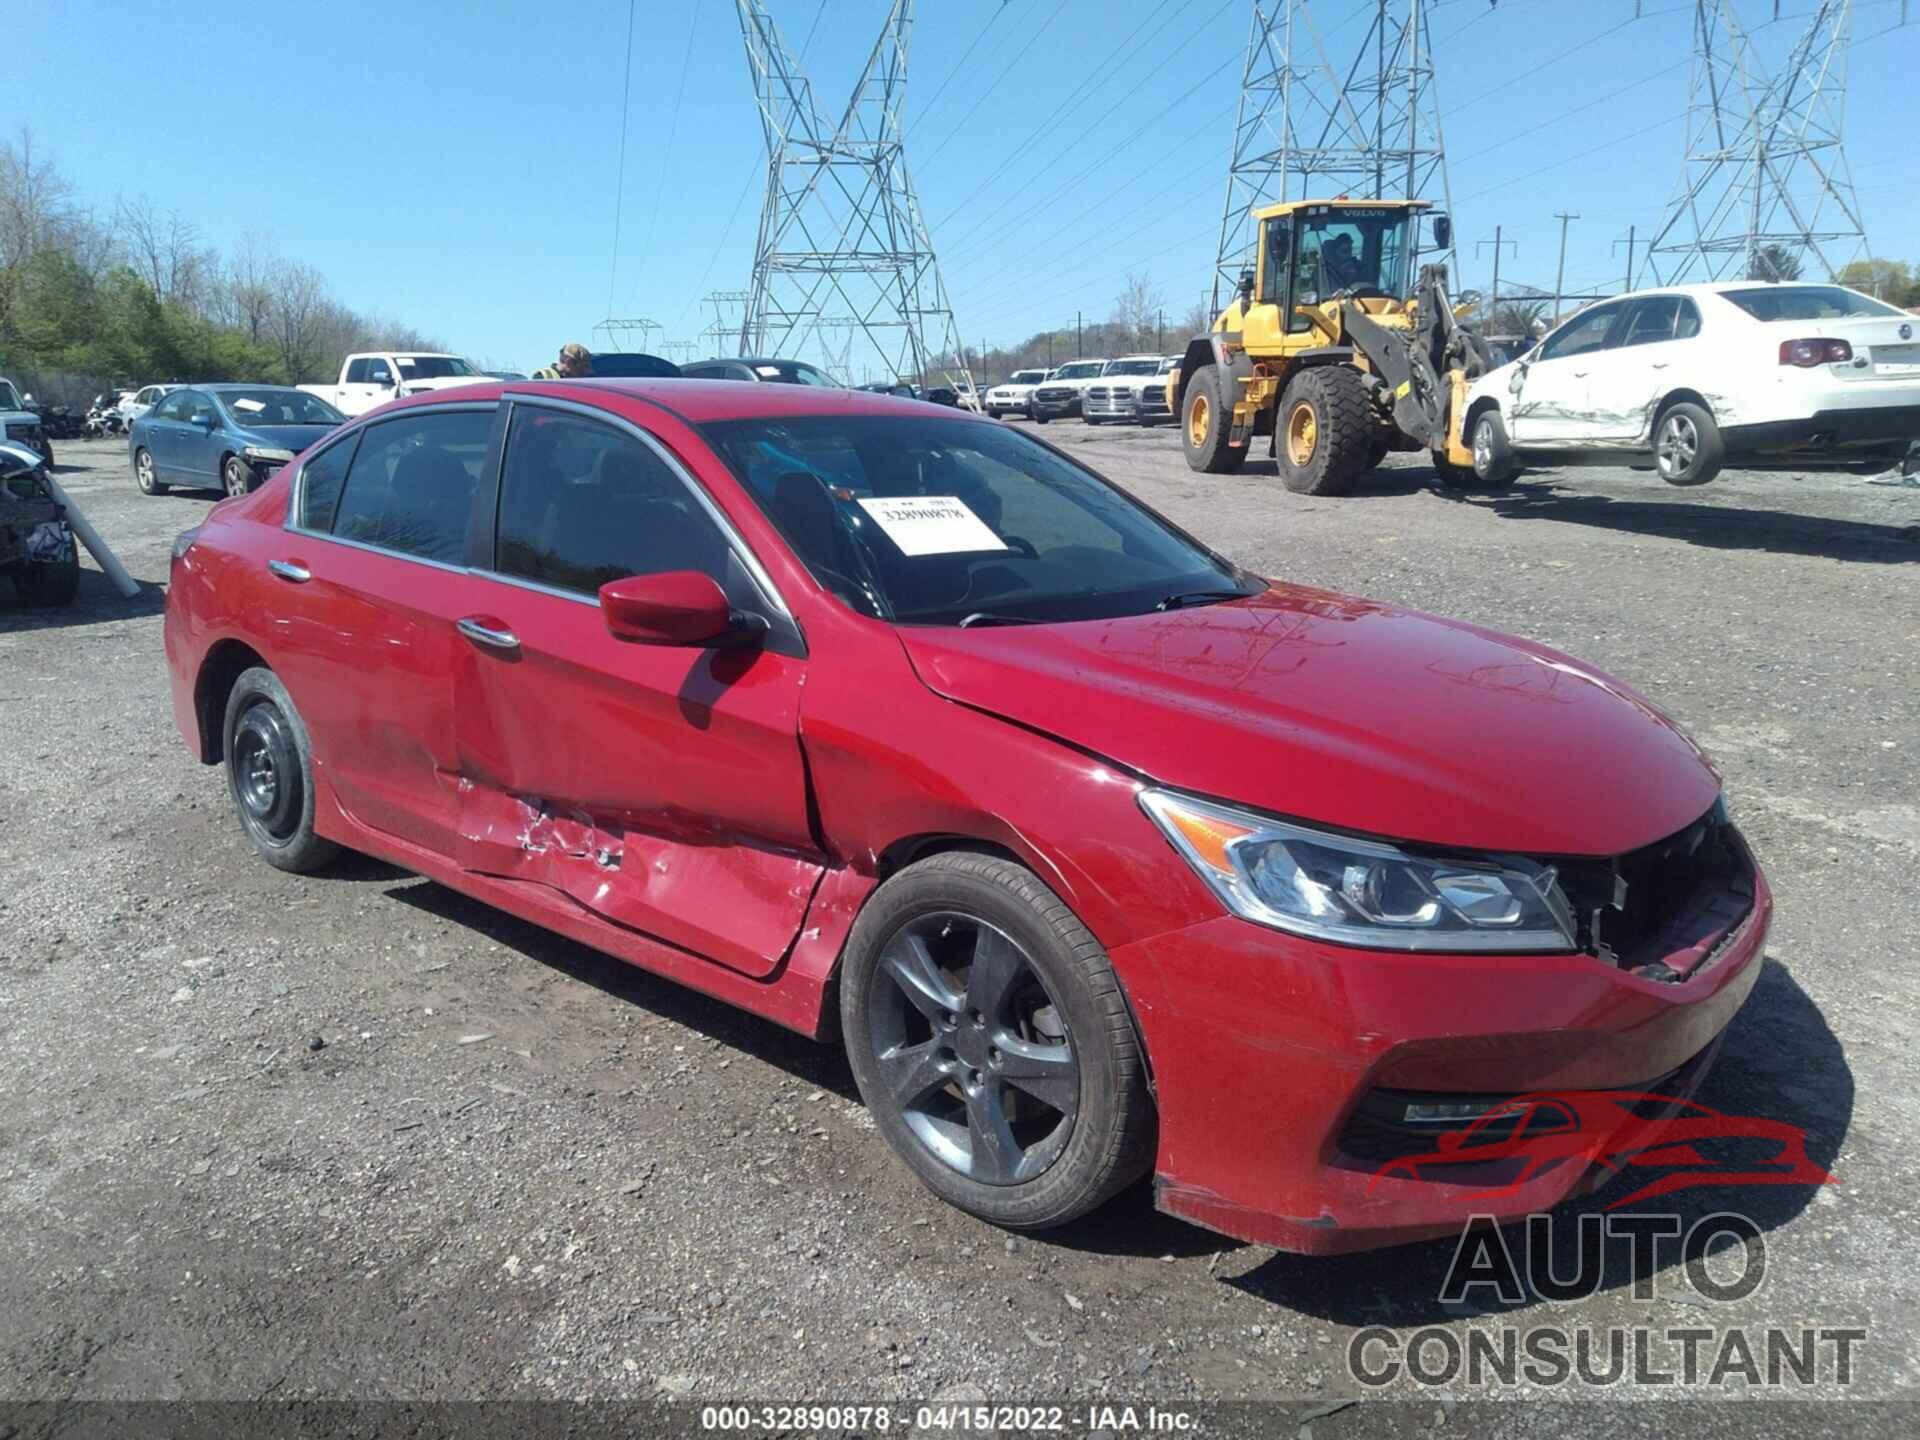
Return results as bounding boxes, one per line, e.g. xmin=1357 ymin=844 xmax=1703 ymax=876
xmin=1 ymin=409 xmax=38 ymax=426
xmin=236 ymin=422 xmax=340 ymax=450
xmin=897 ymin=586 xmax=1719 ymax=857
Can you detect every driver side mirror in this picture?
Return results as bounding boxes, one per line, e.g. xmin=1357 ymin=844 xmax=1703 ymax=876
xmin=1508 ymin=365 xmax=1528 ymax=394
xmin=600 ymin=571 xmax=766 ymax=648
xmin=1431 ymin=214 xmax=1452 ymax=250
xmin=194 ymin=412 xmax=217 ymax=429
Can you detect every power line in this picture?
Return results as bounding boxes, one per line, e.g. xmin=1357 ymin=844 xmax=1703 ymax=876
xmin=939 ymin=4 xmax=1241 ymax=259
xmin=907 ymin=1 xmax=1004 ymax=138
xmin=915 ymin=0 xmax=1074 ymax=173
xmin=929 ymin=4 xmax=1200 ymax=231
xmin=634 ymin=0 xmax=704 ymax=297
xmin=604 ymin=0 xmax=637 ymax=318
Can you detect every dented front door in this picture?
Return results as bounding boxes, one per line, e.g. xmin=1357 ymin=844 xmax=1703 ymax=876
xmin=450 ymin=591 xmax=819 ymax=977
xmin=448 ymin=403 xmax=822 ymax=979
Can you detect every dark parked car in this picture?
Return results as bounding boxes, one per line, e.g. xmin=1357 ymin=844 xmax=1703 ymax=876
xmin=1 ymin=438 xmax=78 ymax=607
xmin=132 ymin=385 xmax=346 ymax=498
xmin=681 ymin=357 xmax=837 ymax=386
xmin=588 ymin=353 xmax=682 ymax=379
xmin=163 ymin=378 xmax=1767 ymax=1253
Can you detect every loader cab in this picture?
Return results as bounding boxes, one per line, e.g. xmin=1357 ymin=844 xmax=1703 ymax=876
xmin=1247 ymin=200 xmax=1431 ymax=346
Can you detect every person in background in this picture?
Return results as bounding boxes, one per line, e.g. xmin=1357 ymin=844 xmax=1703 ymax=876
xmin=534 ymin=343 xmax=594 ymax=380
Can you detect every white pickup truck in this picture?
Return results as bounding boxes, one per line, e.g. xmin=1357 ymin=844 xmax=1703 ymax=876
xmin=298 ymin=351 xmax=486 ymax=417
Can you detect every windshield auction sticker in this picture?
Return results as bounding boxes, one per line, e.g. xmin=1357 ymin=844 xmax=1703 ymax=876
xmin=857 ymin=495 xmax=1007 ymax=556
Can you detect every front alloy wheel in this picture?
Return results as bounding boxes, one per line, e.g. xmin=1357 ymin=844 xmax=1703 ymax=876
xmin=867 ymin=914 xmax=1077 ymax=1186
xmin=841 ymin=852 xmax=1154 ymax=1229
xmin=223 ymin=455 xmax=255 ymax=498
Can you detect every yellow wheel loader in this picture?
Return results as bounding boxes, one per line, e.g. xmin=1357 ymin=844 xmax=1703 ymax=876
xmin=1171 ymin=199 xmax=1494 ymax=495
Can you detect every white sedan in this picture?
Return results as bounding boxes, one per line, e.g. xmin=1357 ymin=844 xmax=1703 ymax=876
xmin=984 ymin=368 xmax=1049 ymax=419
xmin=1460 ymin=282 xmax=1920 ymax=486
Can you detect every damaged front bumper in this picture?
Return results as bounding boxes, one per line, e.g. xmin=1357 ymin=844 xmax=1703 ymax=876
xmin=1108 ymin=854 xmax=1771 ymax=1256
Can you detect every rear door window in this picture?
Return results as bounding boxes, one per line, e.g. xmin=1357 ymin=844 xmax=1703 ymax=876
xmin=327 ymin=409 xmax=492 ymax=564
xmin=1618 ymin=296 xmax=1682 ymax=347
xmin=492 ymin=407 xmax=731 ymax=595
xmin=345 ymin=358 xmax=370 ymax=384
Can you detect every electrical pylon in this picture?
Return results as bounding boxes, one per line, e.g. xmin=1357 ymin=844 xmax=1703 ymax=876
xmin=735 ymin=0 xmax=967 ymax=385
xmin=1212 ymin=0 xmax=1457 ymax=311
xmin=1644 ymin=0 xmax=1868 ymax=286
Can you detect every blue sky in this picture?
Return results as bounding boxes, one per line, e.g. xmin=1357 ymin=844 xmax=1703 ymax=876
xmin=9 ymin=0 xmax=1918 ymax=374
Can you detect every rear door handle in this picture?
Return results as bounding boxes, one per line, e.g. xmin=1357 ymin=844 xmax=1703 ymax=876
xmin=456 ymin=615 xmax=519 ymax=651
xmin=267 ymin=559 xmax=310 ymax=583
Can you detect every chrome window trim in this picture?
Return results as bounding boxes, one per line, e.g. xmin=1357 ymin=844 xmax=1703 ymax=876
xmin=494 ymin=390 xmax=795 ymax=625
xmin=282 ymin=402 xmax=498 ymax=569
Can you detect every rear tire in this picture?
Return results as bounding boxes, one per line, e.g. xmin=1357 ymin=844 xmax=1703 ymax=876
xmin=1470 ymin=409 xmax=1519 ymax=486
xmin=1275 ymin=365 xmax=1370 ymax=495
xmin=1180 ymin=364 xmax=1244 ymax=474
xmin=840 ymin=852 xmax=1155 ymax=1231
xmin=134 ymin=447 xmax=168 ymax=496
xmin=1654 ymin=401 xmax=1724 ymax=486
xmin=222 ymin=667 xmax=340 ymax=874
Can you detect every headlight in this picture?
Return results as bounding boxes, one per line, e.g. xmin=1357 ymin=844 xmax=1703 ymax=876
xmin=1139 ymin=789 xmax=1576 ymax=952
xmin=241 ymin=445 xmax=295 ymax=464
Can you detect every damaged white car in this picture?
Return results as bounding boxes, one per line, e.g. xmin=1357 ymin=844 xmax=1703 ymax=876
xmin=1459 ymin=282 xmax=1920 ymax=487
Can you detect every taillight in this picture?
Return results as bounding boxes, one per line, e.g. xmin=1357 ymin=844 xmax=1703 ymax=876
xmin=1778 ymin=337 xmax=1853 ymax=367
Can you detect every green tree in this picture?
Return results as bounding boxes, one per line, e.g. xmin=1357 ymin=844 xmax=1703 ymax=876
xmin=1834 ymin=258 xmax=1917 ymax=305
xmin=1750 ymin=243 xmax=1804 ymax=282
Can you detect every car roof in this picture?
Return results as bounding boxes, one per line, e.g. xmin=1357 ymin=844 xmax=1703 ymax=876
xmin=386 ymin=377 xmax=983 ymax=425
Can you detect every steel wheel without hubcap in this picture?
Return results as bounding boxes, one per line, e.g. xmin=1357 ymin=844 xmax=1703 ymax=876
xmin=1187 ymin=391 xmax=1210 ymax=451
xmin=865 ymin=912 xmax=1078 ymax=1186
xmin=1656 ymin=412 xmax=1698 ymax=481
xmin=1286 ymin=401 xmax=1318 ymax=467
xmin=231 ymin=700 xmax=303 ymax=845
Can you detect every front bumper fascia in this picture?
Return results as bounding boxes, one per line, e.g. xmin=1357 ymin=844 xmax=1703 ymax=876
xmin=1108 ymin=867 xmax=1772 ymax=1255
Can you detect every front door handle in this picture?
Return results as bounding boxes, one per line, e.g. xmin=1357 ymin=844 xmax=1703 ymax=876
xmin=267 ymin=559 xmax=310 ymax=583
xmin=456 ymin=615 xmax=519 ymax=651
xmin=1650 ymin=362 xmax=1669 ymax=370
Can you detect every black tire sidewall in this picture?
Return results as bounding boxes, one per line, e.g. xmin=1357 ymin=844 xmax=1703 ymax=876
xmin=1471 ymin=410 xmax=1518 ymax=486
xmin=222 ymin=666 xmax=337 ymax=874
xmin=1657 ymin=402 xmax=1724 ymax=486
xmin=839 ymin=854 xmax=1150 ymax=1230
xmin=1275 ymin=366 xmax=1368 ymax=494
xmin=1181 ymin=365 xmax=1244 ymax=474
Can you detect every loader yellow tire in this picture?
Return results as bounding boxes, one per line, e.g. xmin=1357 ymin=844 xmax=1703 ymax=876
xmin=1276 ymin=366 xmax=1371 ymax=496
xmin=1180 ymin=365 xmax=1245 ymax=475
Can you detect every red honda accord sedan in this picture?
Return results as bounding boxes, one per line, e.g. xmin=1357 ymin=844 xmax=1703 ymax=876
xmin=163 ymin=379 xmax=1770 ymax=1253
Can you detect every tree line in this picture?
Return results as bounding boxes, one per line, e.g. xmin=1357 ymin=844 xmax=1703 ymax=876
xmin=0 ymin=129 xmax=444 ymax=401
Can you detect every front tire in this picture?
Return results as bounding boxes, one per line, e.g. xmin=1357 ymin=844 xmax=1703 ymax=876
xmin=1180 ymin=364 xmax=1245 ymax=474
xmin=840 ymin=852 xmax=1155 ymax=1230
xmin=222 ymin=667 xmax=339 ymax=874
xmin=1654 ymin=401 xmax=1724 ymax=486
xmin=222 ymin=454 xmax=255 ymax=498
xmin=1470 ymin=409 xmax=1519 ymax=486
xmin=134 ymin=447 xmax=168 ymax=496
xmin=1275 ymin=365 xmax=1370 ymax=495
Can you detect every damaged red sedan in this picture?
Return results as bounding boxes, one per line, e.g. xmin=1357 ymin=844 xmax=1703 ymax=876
xmin=163 ymin=379 xmax=1769 ymax=1253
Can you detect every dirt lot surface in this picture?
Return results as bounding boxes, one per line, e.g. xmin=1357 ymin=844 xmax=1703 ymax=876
xmin=4 ymin=431 xmax=1917 ymax=1434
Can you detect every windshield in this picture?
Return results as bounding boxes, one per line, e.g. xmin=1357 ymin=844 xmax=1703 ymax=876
xmin=701 ymin=414 xmax=1255 ymax=626
xmin=1718 ymin=285 xmax=1903 ymax=321
xmin=394 ymin=355 xmax=478 ymax=379
xmin=752 ymin=361 xmax=837 ymax=387
xmin=1010 ymin=370 xmax=1046 ymax=384
xmin=1107 ymin=360 xmax=1160 ymax=376
xmin=0 ymin=381 xmax=21 ymax=410
xmin=218 ymin=389 xmax=345 ymax=426
xmin=1053 ymin=362 xmax=1105 ymax=380
xmin=1294 ymin=206 xmax=1414 ymax=314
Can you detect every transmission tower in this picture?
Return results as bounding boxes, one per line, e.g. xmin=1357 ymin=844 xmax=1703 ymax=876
xmin=592 ymin=317 xmax=661 ymax=354
xmin=736 ymin=0 xmax=968 ymax=385
xmin=1645 ymin=0 xmax=1867 ymax=286
xmin=1212 ymin=0 xmax=1457 ymax=310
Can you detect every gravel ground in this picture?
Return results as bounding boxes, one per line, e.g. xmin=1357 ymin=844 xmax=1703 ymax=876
xmin=2 ymin=431 xmax=1916 ymax=1435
